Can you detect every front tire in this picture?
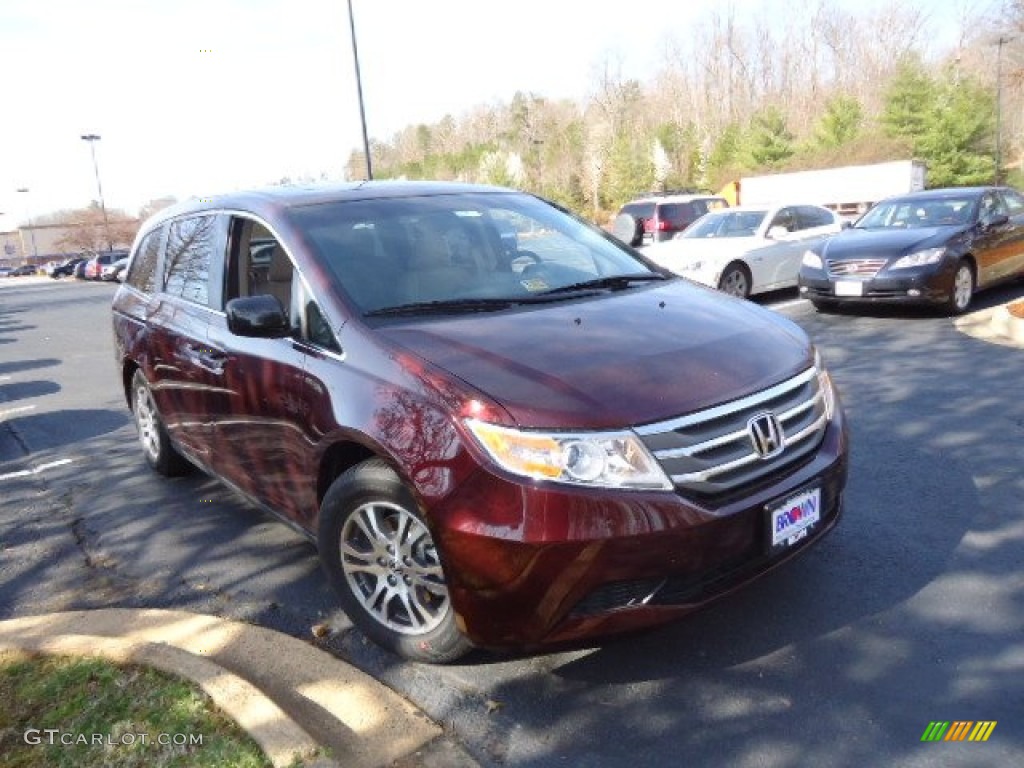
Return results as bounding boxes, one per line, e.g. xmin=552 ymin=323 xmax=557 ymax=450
xmin=947 ymin=260 xmax=974 ymax=315
xmin=318 ymin=458 xmax=472 ymax=663
xmin=131 ymin=370 xmax=191 ymax=476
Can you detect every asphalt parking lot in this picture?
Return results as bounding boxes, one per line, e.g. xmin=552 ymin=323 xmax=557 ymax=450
xmin=2 ymin=276 xmax=1023 ymax=767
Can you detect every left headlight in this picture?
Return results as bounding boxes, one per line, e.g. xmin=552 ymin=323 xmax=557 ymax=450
xmin=464 ymin=419 xmax=673 ymax=490
xmin=890 ymin=247 xmax=945 ymax=270
xmin=802 ymin=250 xmax=823 ymax=269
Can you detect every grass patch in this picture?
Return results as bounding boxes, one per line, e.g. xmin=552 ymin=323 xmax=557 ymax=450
xmin=0 ymin=651 xmax=271 ymax=767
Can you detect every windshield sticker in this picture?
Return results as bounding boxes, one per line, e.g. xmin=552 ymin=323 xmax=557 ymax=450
xmin=520 ymin=278 xmax=550 ymax=292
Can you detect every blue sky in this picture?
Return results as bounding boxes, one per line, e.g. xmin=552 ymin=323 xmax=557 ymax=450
xmin=0 ymin=0 xmax=981 ymax=229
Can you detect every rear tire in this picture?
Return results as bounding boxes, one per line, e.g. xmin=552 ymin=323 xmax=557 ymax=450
xmin=318 ymin=458 xmax=472 ymax=663
xmin=131 ymin=370 xmax=191 ymax=476
xmin=718 ymin=262 xmax=751 ymax=299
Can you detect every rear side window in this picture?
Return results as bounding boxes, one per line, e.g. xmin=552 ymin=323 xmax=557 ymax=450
xmin=126 ymin=227 xmax=163 ymax=292
xmin=620 ymin=202 xmax=656 ymax=220
xmin=164 ymin=215 xmax=216 ymax=306
xmin=657 ymin=203 xmax=696 ymax=226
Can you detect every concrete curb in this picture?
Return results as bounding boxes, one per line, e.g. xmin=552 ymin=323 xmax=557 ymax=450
xmin=953 ymin=300 xmax=1024 ymax=349
xmin=0 ymin=609 xmax=471 ymax=768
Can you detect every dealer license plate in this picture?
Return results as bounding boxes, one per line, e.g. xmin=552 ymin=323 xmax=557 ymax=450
xmin=834 ymin=280 xmax=863 ymax=297
xmin=768 ymin=487 xmax=821 ymax=551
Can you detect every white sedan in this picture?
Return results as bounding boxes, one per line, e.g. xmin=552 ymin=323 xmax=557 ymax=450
xmin=641 ymin=204 xmax=843 ymax=298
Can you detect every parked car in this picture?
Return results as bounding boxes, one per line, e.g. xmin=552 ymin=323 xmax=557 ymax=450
xmin=113 ymin=182 xmax=848 ymax=662
xmin=799 ymin=186 xmax=1024 ymax=314
xmin=49 ymin=256 xmax=88 ymax=278
xmin=84 ymin=250 xmax=129 ymax=280
xmin=0 ymin=266 xmax=13 ymax=277
xmin=642 ymin=204 xmax=844 ymax=298
xmin=101 ymin=256 xmax=130 ymax=282
xmin=9 ymin=264 xmax=38 ymax=276
xmin=612 ymin=191 xmax=729 ymax=246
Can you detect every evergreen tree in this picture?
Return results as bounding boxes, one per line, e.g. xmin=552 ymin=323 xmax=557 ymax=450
xmin=815 ymin=96 xmax=863 ymax=148
xmin=746 ymin=108 xmax=795 ymax=168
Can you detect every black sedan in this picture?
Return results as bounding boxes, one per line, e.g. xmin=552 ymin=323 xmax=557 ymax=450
xmin=799 ymin=186 xmax=1024 ymax=314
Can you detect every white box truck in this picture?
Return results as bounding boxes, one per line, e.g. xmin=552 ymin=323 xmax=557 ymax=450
xmin=722 ymin=160 xmax=927 ymax=220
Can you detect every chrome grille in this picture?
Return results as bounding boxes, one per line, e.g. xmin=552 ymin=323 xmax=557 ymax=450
xmin=826 ymin=258 xmax=887 ymax=278
xmin=635 ymin=367 xmax=829 ymax=498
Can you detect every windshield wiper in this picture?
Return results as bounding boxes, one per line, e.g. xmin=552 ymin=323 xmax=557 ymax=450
xmin=540 ymin=273 xmax=667 ymax=296
xmin=365 ymin=297 xmax=526 ymax=317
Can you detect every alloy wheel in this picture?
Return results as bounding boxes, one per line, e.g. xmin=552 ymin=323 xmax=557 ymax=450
xmin=134 ymin=383 xmax=161 ymax=463
xmin=339 ymin=501 xmax=449 ymax=635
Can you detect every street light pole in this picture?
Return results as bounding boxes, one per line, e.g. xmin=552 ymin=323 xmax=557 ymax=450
xmin=346 ymin=0 xmax=373 ymax=180
xmin=15 ymin=187 xmax=39 ymax=262
xmin=80 ymin=134 xmax=113 ymax=251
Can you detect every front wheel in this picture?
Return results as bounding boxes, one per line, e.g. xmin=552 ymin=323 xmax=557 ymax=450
xmin=318 ymin=459 xmax=472 ymax=663
xmin=947 ymin=260 xmax=974 ymax=315
xmin=718 ymin=263 xmax=751 ymax=299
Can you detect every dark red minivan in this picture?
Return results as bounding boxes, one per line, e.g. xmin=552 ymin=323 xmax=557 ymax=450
xmin=112 ymin=182 xmax=848 ymax=662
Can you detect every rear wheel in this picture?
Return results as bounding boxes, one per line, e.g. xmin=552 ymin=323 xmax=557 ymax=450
xmin=718 ymin=262 xmax=751 ymax=299
xmin=131 ymin=370 xmax=191 ymax=476
xmin=947 ymin=260 xmax=974 ymax=315
xmin=318 ymin=458 xmax=472 ymax=663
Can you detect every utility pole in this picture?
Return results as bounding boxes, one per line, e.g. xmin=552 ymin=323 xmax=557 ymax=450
xmin=81 ymin=134 xmax=114 ymax=251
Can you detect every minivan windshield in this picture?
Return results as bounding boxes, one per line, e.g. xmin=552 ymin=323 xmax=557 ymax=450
xmin=289 ymin=192 xmax=663 ymax=316
xmin=854 ymin=197 xmax=976 ymax=229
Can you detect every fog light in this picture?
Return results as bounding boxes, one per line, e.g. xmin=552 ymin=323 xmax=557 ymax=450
xmin=907 ymin=289 xmax=921 ymax=297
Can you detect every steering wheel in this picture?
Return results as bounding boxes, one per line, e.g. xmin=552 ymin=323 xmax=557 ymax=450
xmin=510 ymin=249 xmax=541 ymax=274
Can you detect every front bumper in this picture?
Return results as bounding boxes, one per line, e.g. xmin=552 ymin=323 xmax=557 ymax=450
xmin=799 ymin=261 xmax=957 ymax=304
xmin=433 ymin=406 xmax=848 ymax=649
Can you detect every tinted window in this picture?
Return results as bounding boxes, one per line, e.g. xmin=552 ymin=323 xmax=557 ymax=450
xmin=164 ymin=215 xmax=216 ymax=306
xmin=620 ymin=202 xmax=656 ymax=220
xmin=126 ymin=228 xmax=162 ymax=292
xmin=797 ymin=206 xmax=835 ymax=229
xmin=769 ymin=208 xmax=797 ymax=231
xmin=657 ymin=203 xmax=697 ymax=225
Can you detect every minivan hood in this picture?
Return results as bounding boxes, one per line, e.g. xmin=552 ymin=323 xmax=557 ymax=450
xmin=823 ymin=226 xmax=967 ymax=259
xmin=376 ymin=282 xmax=811 ymax=429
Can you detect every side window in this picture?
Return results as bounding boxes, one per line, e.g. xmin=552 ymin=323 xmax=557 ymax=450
xmin=979 ymin=193 xmax=1007 ymax=220
xmin=770 ymin=208 xmax=797 ymax=232
xmin=126 ymin=226 xmax=163 ymax=292
xmin=164 ymin=215 xmax=216 ymax=306
xmin=306 ymin=300 xmax=341 ymax=352
xmin=226 ymin=217 xmax=294 ymax=320
xmin=797 ymin=206 xmax=834 ymax=229
xmin=999 ymin=190 xmax=1024 ymax=215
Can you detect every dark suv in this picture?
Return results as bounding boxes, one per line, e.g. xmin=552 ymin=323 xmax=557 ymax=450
xmin=614 ymin=192 xmax=729 ymax=246
xmin=112 ymin=182 xmax=847 ymax=662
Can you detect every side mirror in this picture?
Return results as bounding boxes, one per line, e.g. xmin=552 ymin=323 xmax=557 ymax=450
xmin=982 ymin=213 xmax=1009 ymax=229
xmin=841 ymin=220 xmax=853 ymax=230
xmin=767 ymin=225 xmax=789 ymax=240
xmin=226 ymin=295 xmax=290 ymax=338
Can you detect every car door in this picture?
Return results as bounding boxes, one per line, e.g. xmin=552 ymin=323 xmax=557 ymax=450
xmin=205 ymin=215 xmax=321 ymax=524
xmin=749 ymin=207 xmax=804 ymax=291
xmin=972 ymin=191 xmax=1015 ymax=286
xmin=996 ymin=189 xmax=1024 ymax=280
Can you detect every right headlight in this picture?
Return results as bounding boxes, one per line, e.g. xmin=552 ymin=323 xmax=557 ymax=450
xmin=464 ymin=419 xmax=672 ymax=490
xmin=814 ymin=348 xmax=836 ymax=421
xmin=890 ymin=247 xmax=945 ymax=269
xmin=802 ymin=250 xmax=823 ymax=270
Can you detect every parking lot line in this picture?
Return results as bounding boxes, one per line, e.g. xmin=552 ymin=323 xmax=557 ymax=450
xmin=0 ymin=405 xmax=36 ymax=420
xmin=0 ymin=457 xmax=73 ymax=482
